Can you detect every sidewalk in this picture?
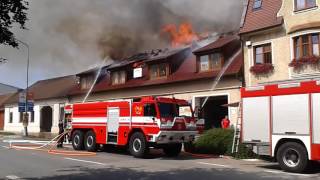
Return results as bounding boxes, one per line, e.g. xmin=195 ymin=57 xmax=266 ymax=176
xmin=0 ymin=130 xmax=57 ymax=141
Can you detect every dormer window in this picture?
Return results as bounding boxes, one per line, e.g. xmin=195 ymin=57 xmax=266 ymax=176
xmin=80 ymin=75 xmax=94 ymax=90
xmin=295 ymin=0 xmax=317 ymax=11
xmin=149 ymin=63 xmax=169 ymax=80
xmin=198 ymin=53 xmax=222 ymax=72
xmin=253 ymin=0 xmax=262 ymax=10
xmin=111 ymin=70 xmax=126 ymax=85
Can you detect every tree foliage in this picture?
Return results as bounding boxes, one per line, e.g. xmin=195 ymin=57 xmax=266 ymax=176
xmin=0 ymin=0 xmax=29 ymax=48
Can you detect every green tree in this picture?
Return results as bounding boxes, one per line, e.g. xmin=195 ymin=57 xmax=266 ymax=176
xmin=0 ymin=0 xmax=29 ymax=48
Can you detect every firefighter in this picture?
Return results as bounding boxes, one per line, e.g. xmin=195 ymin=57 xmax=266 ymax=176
xmin=221 ymin=116 xmax=230 ymax=129
xmin=57 ymin=119 xmax=64 ymax=148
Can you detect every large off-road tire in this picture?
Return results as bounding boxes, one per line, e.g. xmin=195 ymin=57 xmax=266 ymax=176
xmin=72 ymin=130 xmax=84 ymax=150
xmin=84 ymin=130 xmax=98 ymax=152
xmin=129 ymin=132 xmax=149 ymax=158
xmin=276 ymin=142 xmax=309 ymax=173
xmin=163 ymin=143 xmax=182 ymax=157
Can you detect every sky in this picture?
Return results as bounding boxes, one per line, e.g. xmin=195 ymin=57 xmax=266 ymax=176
xmin=0 ymin=0 xmax=244 ymax=88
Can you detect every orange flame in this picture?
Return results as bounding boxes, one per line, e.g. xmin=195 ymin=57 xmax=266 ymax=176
xmin=162 ymin=22 xmax=199 ymax=48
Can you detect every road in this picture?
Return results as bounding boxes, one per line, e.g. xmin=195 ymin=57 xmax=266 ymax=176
xmin=0 ymin=138 xmax=320 ymax=180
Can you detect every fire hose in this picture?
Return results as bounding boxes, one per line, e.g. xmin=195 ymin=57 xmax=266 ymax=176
xmin=9 ymin=131 xmax=96 ymax=156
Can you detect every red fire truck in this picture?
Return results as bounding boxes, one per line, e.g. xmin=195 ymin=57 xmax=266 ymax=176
xmin=241 ymin=80 xmax=320 ymax=173
xmin=65 ymin=96 xmax=198 ymax=158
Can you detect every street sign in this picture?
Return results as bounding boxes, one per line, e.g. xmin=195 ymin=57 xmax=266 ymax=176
xmin=27 ymin=101 xmax=34 ymax=112
xmin=19 ymin=92 xmax=26 ymax=103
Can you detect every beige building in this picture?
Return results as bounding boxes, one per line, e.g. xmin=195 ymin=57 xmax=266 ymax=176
xmin=69 ymin=36 xmax=244 ymax=129
xmin=240 ymin=0 xmax=320 ymax=86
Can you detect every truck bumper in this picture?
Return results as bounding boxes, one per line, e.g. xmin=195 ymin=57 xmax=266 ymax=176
xmin=150 ymin=131 xmax=197 ymax=144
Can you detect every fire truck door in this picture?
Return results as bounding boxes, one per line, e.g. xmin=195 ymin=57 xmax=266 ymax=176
xmin=107 ymin=107 xmax=120 ymax=143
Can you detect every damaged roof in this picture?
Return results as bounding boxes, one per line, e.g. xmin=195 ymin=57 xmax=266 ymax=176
xmin=239 ymin=0 xmax=283 ymax=34
xmin=69 ymin=35 xmax=243 ymax=96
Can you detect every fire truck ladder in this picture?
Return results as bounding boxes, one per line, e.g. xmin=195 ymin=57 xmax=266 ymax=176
xmin=231 ymin=102 xmax=242 ymax=154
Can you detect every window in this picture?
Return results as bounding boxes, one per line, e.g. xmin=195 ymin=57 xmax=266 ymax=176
xmin=199 ymin=53 xmax=222 ymax=72
xmin=294 ymin=33 xmax=320 ymax=59
xmin=295 ymin=0 xmax=316 ymax=11
xmin=19 ymin=112 xmax=23 ymax=123
xmin=9 ymin=111 xmax=13 ymax=123
xmin=254 ymin=43 xmax=272 ymax=64
xmin=80 ymin=75 xmax=94 ymax=89
xmin=253 ymin=0 xmax=262 ymax=10
xmin=144 ymin=104 xmax=156 ymax=117
xmin=149 ymin=63 xmax=168 ymax=79
xmin=111 ymin=70 xmax=126 ymax=85
xmin=30 ymin=111 xmax=34 ymax=123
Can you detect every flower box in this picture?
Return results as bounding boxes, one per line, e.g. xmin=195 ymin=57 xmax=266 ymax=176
xmin=289 ymin=56 xmax=320 ymax=69
xmin=250 ymin=63 xmax=274 ymax=75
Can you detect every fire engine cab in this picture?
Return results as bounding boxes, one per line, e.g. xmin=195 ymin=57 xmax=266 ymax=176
xmin=241 ymin=80 xmax=320 ymax=173
xmin=65 ymin=96 xmax=198 ymax=158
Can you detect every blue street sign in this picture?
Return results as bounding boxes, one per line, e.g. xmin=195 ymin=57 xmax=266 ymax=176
xmin=27 ymin=102 xmax=34 ymax=112
xmin=19 ymin=106 xmax=26 ymax=112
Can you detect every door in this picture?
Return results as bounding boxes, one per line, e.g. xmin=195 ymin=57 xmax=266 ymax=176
xmin=107 ymin=108 xmax=120 ymax=143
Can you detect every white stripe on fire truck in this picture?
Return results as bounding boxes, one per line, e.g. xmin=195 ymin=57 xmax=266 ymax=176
xmin=72 ymin=117 xmax=157 ymax=124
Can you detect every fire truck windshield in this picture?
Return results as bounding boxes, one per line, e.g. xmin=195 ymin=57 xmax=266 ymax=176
xmin=158 ymin=103 xmax=192 ymax=118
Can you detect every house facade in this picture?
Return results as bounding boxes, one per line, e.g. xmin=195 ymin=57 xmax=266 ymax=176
xmin=69 ymin=35 xmax=244 ymax=129
xmin=240 ymin=0 xmax=320 ymax=86
xmin=3 ymin=76 xmax=77 ymax=134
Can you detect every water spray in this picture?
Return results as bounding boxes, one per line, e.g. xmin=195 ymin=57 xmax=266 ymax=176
xmin=200 ymin=49 xmax=241 ymax=109
xmin=82 ymin=59 xmax=109 ymax=103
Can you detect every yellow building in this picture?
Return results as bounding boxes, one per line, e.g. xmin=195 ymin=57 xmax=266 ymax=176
xmin=240 ymin=0 xmax=320 ymax=86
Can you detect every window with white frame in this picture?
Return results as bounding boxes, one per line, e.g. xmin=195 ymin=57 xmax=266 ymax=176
xmin=253 ymin=43 xmax=272 ymax=64
xmin=293 ymin=33 xmax=320 ymax=59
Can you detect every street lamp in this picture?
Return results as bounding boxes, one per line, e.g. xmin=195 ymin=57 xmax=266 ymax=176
xmin=15 ymin=39 xmax=30 ymax=137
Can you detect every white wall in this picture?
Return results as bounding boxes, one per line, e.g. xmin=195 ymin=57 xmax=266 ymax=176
xmin=4 ymin=98 xmax=68 ymax=134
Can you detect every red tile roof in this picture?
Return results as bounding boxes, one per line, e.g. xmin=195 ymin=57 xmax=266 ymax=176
xmin=239 ymin=0 xmax=283 ymax=34
xmin=5 ymin=75 xmax=77 ymax=104
xmin=193 ymin=36 xmax=238 ymax=54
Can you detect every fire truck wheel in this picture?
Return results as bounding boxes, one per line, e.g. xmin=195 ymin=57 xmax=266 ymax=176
xmin=84 ymin=131 xmax=98 ymax=152
xmin=72 ymin=130 xmax=84 ymax=150
xmin=276 ymin=142 xmax=309 ymax=173
xmin=129 ymin=132 xmax=149 ymax=158
xmin=163 ymin=143 xmax=182 ymax=157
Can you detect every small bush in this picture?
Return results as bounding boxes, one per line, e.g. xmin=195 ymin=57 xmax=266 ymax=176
xmin=185 ymin=128 xmax=257 ymax=159
xmin=194 ymin=128 xmax=234 ymax=155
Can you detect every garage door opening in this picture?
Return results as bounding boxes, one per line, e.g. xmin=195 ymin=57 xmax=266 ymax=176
xmin=195 ymin=95 xmax=229 ymax=130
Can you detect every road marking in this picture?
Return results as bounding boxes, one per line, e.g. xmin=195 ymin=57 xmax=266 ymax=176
xmin=264 ymin=170 xmax=315 ymax=177
xmin=197 ymin=162 xmax=232 ymax=168
xmin=1 ymin=145 xmax=10 ymax=149
xmin=5 ymin=175 xmax=20 ymax=179
xmin=65 ymin=157 xmax=107 ymax=166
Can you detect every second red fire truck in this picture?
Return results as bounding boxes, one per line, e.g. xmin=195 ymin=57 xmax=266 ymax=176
xmin=65 ymin=96 xmax=199 ymax=158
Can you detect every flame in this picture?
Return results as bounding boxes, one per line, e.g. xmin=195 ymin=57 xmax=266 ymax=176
xmin=162 ymin=22 xmax=200 ymax=48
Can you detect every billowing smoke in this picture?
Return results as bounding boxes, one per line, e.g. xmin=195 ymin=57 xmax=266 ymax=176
xmin=0 ymin=0 xmax=243 ymax=87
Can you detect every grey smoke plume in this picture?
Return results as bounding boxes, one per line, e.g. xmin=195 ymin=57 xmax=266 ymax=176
xmin=0 ymin=0 xmax=243 ymax=87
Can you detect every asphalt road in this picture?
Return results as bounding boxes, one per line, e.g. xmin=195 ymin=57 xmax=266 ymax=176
xmin=1 ymin=138 xmax=320 ymax=180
